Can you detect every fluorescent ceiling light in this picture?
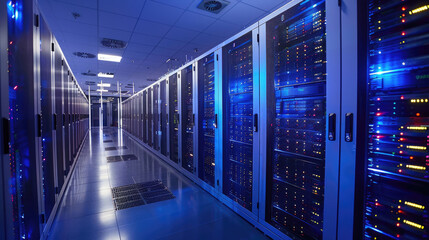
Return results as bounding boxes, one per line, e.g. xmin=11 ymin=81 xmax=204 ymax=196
xmin=97 ymin=83 xmax=111 ymax=87
xmin=98 ymin=53 xmax=122 ymax=62
xmin=96 ymin=89 xmax=108 ymax=92
xmin=98 ymin=72 xmax=114 ymax=78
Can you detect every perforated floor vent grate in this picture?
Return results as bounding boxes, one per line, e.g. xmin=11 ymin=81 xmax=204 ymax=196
xmin=111 ymin=180 xmax=175 ymax=210
xmin=105 ymin=146 xmax=128 ymax=151
xmin=106 ymin=154 xmax=138 ymax=163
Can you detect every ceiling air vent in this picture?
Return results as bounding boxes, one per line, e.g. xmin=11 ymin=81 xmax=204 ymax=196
xmin=101 ymin=38 xmax=127 ymax=49
xmin=82 ymin=71 xmax=97 ymax=77
xmin=73 ymin=52 xmax=96 ymax=58
xmin=85 ymin=81 xmax=96 ymax=86
xmin=197 ymin=0 xmax=229 ymax=14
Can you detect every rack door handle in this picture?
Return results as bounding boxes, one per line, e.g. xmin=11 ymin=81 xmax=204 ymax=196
xmin=253 ymin=114 xmax=258 ymax=132
xmin=328 ymin=113 xmax=336 ymax=141
xmin=214 ymin=114 xmax=218 ymax=128
xmin=345 ymin=113 xmax=353 ymax=142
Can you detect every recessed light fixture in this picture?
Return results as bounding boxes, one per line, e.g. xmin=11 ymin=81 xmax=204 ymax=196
xmin=98 ymin=53 xmax=122 ymax=62
xmin=98 ymin=72 xmax=114 ymax=78
xmin=96 ymin=89 xmax=108 ymax=92
xmin=97 ymin=83 xmax=111 ymax=87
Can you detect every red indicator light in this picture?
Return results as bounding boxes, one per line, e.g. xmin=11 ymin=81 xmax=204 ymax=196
xmin=13 ymin=85 xmax=18 ymax=90
xmin=397 ymin=235 xmax=400 ymax=238
xmin=416 ymin=113 xmax=420 ymax=117
xmin=400 ymin=132 xmax=404 ymax=135
xmin=410 ymin=156 xmax=414 ymax=160
xmin=402 ymin=7 xmax=406 ymax=11
xmin=399 ymin=151 xmax=403 ymax=154
xmin=402 ymin=32 xmax=406 ymax=36
xmin=9 ymin=41 xmax=13 ymax=45
xmin=401 ymin=96 xmax=404 ymax=99
xmin=397 ymin=223 xmax=400 ymax=227
xmin=402 ymin=19 xmax=405 ymax=23
xmin=399 ymin=169 xmax=402 ymax=173
xmin=375 ymin=202 xmax=379 ymax=206
xmin=399 ymin=138 xmax=404 ymax=141
xmin=377 ymin=98 xmax=381 ymax=101
xmin=376 ymin=113 xmax=381 ymax=116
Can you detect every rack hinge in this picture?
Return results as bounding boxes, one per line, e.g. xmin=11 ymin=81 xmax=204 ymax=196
xmin=51 ymin=42 xmax=55 ymax=52
xmin=40 ymin=214 xmax=45 ymax=223
xmin=257 ymin=202 xmax=259 ymax=209
xmin=216 ymin=54 xmax=219 ymax=61
xmin=257 ymin=34 xmax=259 ymax=43
xmin=217 ymin=179 xmax=219 ymax=186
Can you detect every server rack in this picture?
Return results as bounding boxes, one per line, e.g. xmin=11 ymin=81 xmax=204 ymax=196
xmin=40 ymin=16 xmax=56 ymax=223
xmin=143 ymin=90 xmax=148 ymax=143
xmin=221 ymin=27 xmax=260 ymax=215
xmin=169 ymin=73 xmax=179 ymax=163
xmin=148 ymin=88 xmax=153 ymax=147
xmin=340 ymin=1 xmax=429 ymax=239
xmin=0 ymin=0 xmax=13 ymax=238
xmin=6 ymin=0 xmax=44 ymax=237
xmin=160 ymin=80 xmax=167 ymax=156
xmin=139 ymin=93 xmax=143 ymax=141
xmin=154 ymin=84 xmax=160 ymax=151
xmin=258 ymin=0 xmax=342 ymax=239
xmin=181 ymin=65 xmax=195 ymax=173
xmin=197 ymin=53 xmax=217 ymax=187
xmin=63 ymin=65 xmax=71 ymax=176
xmin=54 ymin=41 xmax=65 ymax=190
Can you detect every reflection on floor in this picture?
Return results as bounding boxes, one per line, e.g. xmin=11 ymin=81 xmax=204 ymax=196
xmin=48 ymin=128 xmax=269 ymax=240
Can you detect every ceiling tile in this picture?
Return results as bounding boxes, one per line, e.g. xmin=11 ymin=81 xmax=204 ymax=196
xmin=220 ymin=2 xmax=265 ymax=27
xmin=140 ymin=1 xmax=184 ymax=25
xmin=203 ymin=20 xmax=243 ymax=38
xmin=151 ymin=0 xmax=194 ymax=9
xmin=129 ymin=33 xmax=161 ymax=48
xmin=190 ymin=33 xmax=224 ymax=49
xmin=134 ymin=19 xmax=171 ymax=37
xmin=98 ymin=0 xmax=146 ymax=18
xmin=99 ymin=11 xmax=138 ymax=32
xmin=150 ymin=47 xmax=175 ymax=58
xmin=51 ymin=1 xmax=97 ymax=25
xmin=164 ymin=27 xmax=199 ymax=43
xmin=241 ymin=0 xmax=288 ymax=12
xmin=174 ymin=11 xmax=216 ymax=31
xmin=125 ymin=43 xmax=154 ymax=55
xmin=157 ymin=38 xmax=187 ymax=50
xmin=54 ymin=0 xmax=97 ymax=8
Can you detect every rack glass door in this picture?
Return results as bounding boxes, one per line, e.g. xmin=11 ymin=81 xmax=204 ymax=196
xmin=169 ymin=74 xmax=179 ymax=163
xmin=148 ymin=88 xmax=153 ymax=147
xmin=265 ymin=0 xmax=327 ymax=239
xmin=222 ymin=32 xmax=254 ymax=211
xmin=153 ymin=84 xmax=160 ymax=151
xmin=363 ymin=1 xmax=429 ymax=238
xmin=160 ymin=80 xmax=167 ymax=156
xmin=198 ymin=53 xmax=216 ymax=187
xmin=181 ymin=65 xmax=194 ymax=173
xmin=143 ymin=90 xmax=147 ymax=144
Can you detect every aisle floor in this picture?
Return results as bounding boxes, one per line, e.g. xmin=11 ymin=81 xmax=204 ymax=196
xmin=47 ymin=128 xmax=269 ymax=240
